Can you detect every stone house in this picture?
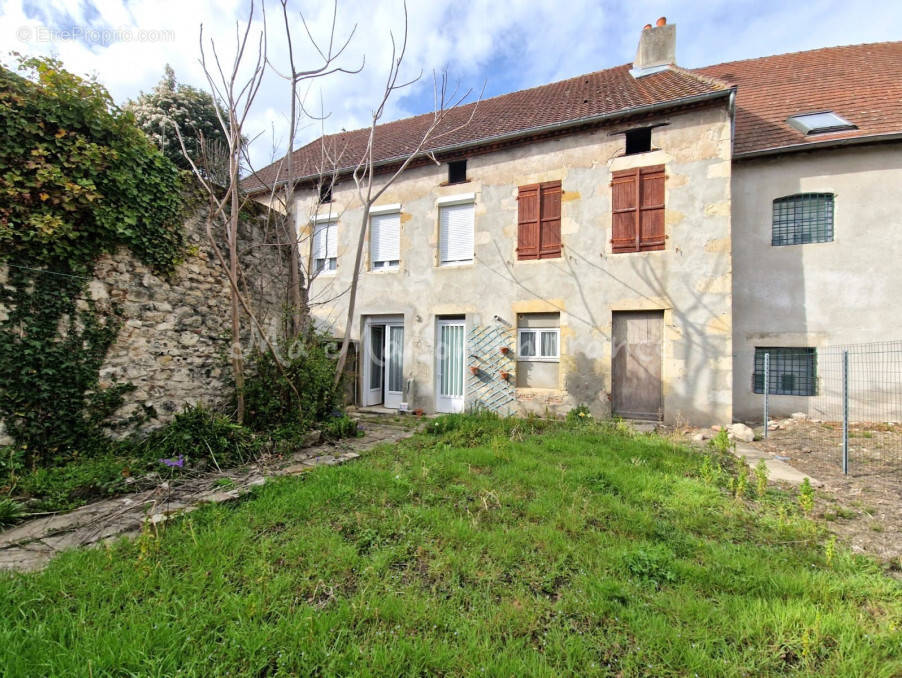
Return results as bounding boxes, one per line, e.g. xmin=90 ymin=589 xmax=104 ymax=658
xmin=249 ymin=22 xmax=902 ymax=426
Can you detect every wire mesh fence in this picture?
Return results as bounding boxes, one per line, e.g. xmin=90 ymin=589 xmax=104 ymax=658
xmin=760 ymin=341 xmax=902 ymax=477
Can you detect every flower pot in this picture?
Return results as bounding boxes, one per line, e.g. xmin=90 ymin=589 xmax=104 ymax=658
xmin=500 ymin=346 xmax=510 ymax=355
xmin=469 ymin=366 xmax=479 ymax=375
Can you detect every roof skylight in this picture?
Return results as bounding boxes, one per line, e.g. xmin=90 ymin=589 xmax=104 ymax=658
xmin=787 ymin=111 xmax=857 ymax=135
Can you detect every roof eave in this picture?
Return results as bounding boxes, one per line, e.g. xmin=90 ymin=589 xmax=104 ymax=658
xmin=734 ymin=131 xmax=902 ymax=160
xmin=249 ymin=87 xmax=733 ymax=195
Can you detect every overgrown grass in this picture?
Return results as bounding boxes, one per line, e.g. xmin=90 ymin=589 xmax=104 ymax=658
xmin=1 ymin=414 xmax=899 ymax=676
xmin=1 ymin=405 xmax=358 ymax=515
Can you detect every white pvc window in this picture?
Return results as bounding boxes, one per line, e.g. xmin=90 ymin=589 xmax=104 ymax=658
xmin=438 ymin=201 xmax=474 ymax=265
xmin=370 ymin=210 xmax=401 ymax=270
xmin=312 ymin=219 xmax=337 ymax=274
xmin=518 ymin=328 xmax=559 ymax=361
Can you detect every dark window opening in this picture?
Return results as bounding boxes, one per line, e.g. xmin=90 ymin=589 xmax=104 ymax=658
xmin=753 ymin=347 xmax=817 ymax=396
xmin=625 ymin=127 xmax=652 ymax=155
xmin=318 ymin=181 xmax=333 ymax=204
xmin=772 ymin=193 xmax=834 ymax=246
xmin=448 ymin=160 xmax=467 ymax=184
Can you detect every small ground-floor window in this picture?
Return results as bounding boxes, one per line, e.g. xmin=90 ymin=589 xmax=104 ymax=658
xmin=516 ymin=313 xmax=560 ymax=388
xmin=753 ymin=347 xmax=817 ymax=396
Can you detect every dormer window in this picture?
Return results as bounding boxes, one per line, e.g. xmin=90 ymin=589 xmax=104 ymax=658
xmin=787 ymin=112 xmax=856 ymax=135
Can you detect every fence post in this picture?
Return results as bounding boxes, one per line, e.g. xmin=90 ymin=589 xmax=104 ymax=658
xmin=842 ymin=350 xmax=849 ymax=475
xmin=763 ymin=352 xmax=769 ymax=439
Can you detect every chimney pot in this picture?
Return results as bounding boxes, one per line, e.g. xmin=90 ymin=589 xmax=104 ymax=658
xmin=643 ymin=23 xmax=652 ymax=30
xmin=656 ymin=17 xmax=667 ymax=26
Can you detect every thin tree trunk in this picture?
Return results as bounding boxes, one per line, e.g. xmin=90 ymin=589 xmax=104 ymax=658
xmin=333 ymin=208 xmax=369 ymax=387
xmin=229 ymin=155 xmax=245 ymax=422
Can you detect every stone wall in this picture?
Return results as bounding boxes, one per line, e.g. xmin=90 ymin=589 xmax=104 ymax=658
xmin=0 ymin=208 xmax=285 ymax=445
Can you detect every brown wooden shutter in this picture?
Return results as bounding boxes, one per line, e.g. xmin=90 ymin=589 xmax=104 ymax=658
xmin=638 ymin=165 xmax=665 ymax=251
xmin=611 ymin=168 xmax=639 ymax=252
xmin=517 ymin=184 xmax=540 ymax=260
xmin=538 ymin=181 xmax=561 ymax=258
xmin=611 ymin=165 xmax=665 ymax=253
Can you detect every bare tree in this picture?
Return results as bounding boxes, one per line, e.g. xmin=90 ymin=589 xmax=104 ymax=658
xmin=266 ymin=0 xmax=360 ymax=338
xmin=182 ymin=3 xmax=268 ymax=423
xmin=178 ymin=0 xmax=479 ymax=419
xmin=331 ymin=8 xmax=480 ymax=386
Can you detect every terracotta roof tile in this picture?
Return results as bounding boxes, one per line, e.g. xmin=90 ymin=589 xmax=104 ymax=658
xmin=246 ymin=41 xmax=902 ymax=192
xmin=245 ymin=64 xmax=729 ymax=192
xmin=696 ymin=42 xmax=902 ymax=156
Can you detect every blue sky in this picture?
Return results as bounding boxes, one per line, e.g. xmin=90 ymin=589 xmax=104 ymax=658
xmin=3 ymin=0 xmax=901 ymax=169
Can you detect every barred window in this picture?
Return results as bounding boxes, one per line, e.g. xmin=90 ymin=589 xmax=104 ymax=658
xmin=772 ymin=193 xmax=834 ymax=246
xmin=753 ymin=347 xmax=817 ymax=396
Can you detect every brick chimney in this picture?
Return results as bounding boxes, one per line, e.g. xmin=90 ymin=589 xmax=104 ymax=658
xmin=630 ymin=17 xmax=676 ymax=78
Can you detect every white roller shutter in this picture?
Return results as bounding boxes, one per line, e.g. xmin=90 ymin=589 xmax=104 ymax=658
xmin=439 ymin=202 xmax=474 ymax=264
xmin=313 ymin=220 xmax=337 ymax=259
xmin=370 ymin=212 xmax=400 ymax=266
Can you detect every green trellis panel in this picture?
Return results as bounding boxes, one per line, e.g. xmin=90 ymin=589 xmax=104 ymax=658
xmin=466 ymin=323 xmax=516 ymax=415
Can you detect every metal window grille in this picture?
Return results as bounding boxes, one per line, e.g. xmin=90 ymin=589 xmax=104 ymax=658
xmin=772 ymin=193 xmax=834 ymax=246
xmin=754 ymin=347 xmax=817 ymax=396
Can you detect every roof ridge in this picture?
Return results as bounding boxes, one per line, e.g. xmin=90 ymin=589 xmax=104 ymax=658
xmin=666 ymin=64 xmax=734 ymax=91
xmin=696 ymin=40 xmax=901 ymax=72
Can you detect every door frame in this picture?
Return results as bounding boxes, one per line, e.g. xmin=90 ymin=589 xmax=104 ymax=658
xmin=435 ymin=317 xmax=466 ymax=413
xmin=611 ymin=310 xmax=664 ymax=421
xmin=361 ymin=315 xmax=404 ymax=408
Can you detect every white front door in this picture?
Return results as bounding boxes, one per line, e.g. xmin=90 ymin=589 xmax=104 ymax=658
xmin=436 ymin=319 xmax=466 ymax=413
xmin=363 ymin=318 xmax=404 ymax=409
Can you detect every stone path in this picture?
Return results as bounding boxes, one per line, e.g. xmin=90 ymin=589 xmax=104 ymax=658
xmin=0 ymin=416 xmax=418 ymax=573
xmin=734 ymin=441 xmax=823 ymax=487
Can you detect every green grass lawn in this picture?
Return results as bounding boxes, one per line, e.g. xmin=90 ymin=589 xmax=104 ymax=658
xmin=1 ymin=414 xmax=899 ymax=677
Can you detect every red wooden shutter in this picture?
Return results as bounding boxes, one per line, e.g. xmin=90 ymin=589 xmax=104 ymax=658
xmin=611 ymin=165 xmax=665 ymax=253
xmin=517 ymin=184 xmax=540 ymax=260
xmin=611 ymin=168 xmax=639 ymax=252
xmin=638 ymin=165 xmax=665 ymax=251
xmin=539 ymin=181 xmax=561 ymax=258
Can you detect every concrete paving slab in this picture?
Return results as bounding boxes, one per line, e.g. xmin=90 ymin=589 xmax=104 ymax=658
xmin=734 ymin=442 xmax=823 ymax=487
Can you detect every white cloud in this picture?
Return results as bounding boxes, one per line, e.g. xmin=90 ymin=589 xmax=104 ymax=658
xmin=3 ymin=0 xmax=901 ymax=172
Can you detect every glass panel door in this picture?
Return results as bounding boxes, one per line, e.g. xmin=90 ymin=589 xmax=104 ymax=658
xmin=384 ymin=324 xmax=404 ymax=409
xmin=436 ymin=319 xmax=465 ymax=412
xmin=365 ymin=324 xmax=385 ymax=406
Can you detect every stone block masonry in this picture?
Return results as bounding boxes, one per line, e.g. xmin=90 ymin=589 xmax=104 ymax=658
xmin=0 ymin=209 xmax=284 ymax=446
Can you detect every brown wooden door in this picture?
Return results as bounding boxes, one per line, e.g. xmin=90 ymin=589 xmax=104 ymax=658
xmin=612 ymin=311 xmax=663 ymax=421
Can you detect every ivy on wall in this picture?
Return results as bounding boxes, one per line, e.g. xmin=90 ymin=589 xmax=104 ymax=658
xmin=0 ymin=56 xmax=186 ymax=467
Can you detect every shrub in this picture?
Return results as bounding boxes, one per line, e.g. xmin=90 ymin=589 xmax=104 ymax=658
xmin=0 ymin=497 xmax=24 ymax=527
xmin=242 ymin=337 xmax=342 ymax=432
xmin=138 ymin=405 xmax=259 ymax=470
xmin=322 ymin=414 xmax=358 ymax=441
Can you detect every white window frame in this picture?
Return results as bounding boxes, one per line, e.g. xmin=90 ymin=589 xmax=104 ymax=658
xmin=369 ymin=204 xmax=401 ymax=271
xmin=312 ymin=217 xmax=338 ymax=276
xmin=437 ymin=194 xmax=475 ymax=266
xmin=518 ymin=328 xmax=560 ymax=362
